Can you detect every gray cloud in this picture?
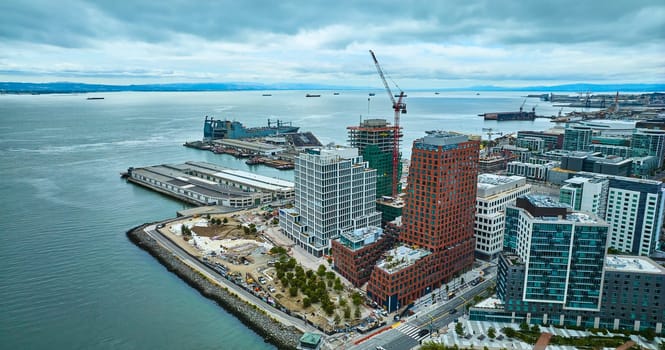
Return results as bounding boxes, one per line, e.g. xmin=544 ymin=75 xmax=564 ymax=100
xmin=0 ymin=0 xmax=663 ymax=86
xmin=2 ymin=0 xmax=663 ymax=48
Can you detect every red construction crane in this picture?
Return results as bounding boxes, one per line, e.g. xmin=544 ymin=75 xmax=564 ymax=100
xmin=369 ymin=49 xmax=406 ymax=198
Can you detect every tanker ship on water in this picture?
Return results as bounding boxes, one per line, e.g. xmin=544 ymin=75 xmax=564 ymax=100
xmin=203 ymin=116 xmax=299 ymax=140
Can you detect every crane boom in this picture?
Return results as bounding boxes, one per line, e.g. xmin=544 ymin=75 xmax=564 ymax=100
xmin=370 ymin=50 xmax=397 ymax=107
xmin=369 ymin=50 xmax=406 ymax=198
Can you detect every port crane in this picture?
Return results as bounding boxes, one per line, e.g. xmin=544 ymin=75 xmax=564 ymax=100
xmin=369 ymin=50 xmax=406 ymax=198
xmin=519 ymin=98 xmax=527 ymax=113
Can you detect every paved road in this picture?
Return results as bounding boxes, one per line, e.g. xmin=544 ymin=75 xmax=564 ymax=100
xmin=349 ymin=276 xmax=496 ymax=350
xmin=143 ymin=223 xmax=318 ymax=334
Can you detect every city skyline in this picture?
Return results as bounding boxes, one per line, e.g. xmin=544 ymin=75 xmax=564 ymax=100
xmin=1 ymin=0 xmax=664 ymax=88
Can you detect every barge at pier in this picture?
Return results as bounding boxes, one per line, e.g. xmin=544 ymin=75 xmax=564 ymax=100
xmin=479 ymin=100 xmax=538 ymax=121
xmin=204 ymin=117 xmax=299 ymax=140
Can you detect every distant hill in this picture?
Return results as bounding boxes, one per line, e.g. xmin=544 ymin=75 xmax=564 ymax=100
xmin=460 ymin=83 xmax=665 ymax=92
xmin=0 ymin=81 xmax=354 ymax=94
xmin=0 ymin=81 xmax=663 ymax=94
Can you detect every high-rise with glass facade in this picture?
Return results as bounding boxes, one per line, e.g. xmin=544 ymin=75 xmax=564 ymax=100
xmin=503 ymin=195 xmax=609 ymax=311
xmin=631 ymin=128 xmax=665 ymax=168
xmin=563 ymin=124 xmax=593 ymax=151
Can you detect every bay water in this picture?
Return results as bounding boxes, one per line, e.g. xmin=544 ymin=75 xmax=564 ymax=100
xmin=0 ymin=90 xmax=563 ymax=349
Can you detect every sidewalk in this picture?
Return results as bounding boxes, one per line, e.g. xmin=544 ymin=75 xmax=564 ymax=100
xmin=412 ymin=263 xmax=492 ymax=313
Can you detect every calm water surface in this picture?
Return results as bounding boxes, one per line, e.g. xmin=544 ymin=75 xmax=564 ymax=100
xmin=0 ymin=90 xmax=567 ymax=349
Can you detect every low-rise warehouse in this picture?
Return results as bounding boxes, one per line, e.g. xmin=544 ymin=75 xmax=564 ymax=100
xmin=126 ymin=161 xmax=294 ymax=207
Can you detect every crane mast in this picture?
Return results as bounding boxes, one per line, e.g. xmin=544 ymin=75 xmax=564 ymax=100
xmin=369 ymin=50 xmax=406 ymax=198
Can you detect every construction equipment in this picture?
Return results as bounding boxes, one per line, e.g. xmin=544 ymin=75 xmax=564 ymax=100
xmin=369 ymin=49 xmax=406 ymax=198
xmin=481 ymin=128 xmax=503 ymax=143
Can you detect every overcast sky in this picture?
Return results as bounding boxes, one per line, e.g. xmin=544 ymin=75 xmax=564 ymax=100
xmin=1 ymin=0 xmax=663 ymax=88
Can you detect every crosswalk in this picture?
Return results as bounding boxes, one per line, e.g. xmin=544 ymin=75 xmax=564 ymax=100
xmin=395 ymin=323 xmax=430 ymax=342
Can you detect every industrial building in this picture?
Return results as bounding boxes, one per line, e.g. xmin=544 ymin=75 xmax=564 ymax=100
xmin=126 ymin=161 xmax=295 ymax=207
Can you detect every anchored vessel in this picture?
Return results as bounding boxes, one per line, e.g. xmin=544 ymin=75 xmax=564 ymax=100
xmin=480 ymin=100 xmax=538 ymax=121
xmin=203 ymin=116 xmax=299 ymax=140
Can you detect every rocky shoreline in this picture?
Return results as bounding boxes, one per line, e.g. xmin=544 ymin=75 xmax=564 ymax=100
xmin=126 ymin=224 xmax=303 ymax=350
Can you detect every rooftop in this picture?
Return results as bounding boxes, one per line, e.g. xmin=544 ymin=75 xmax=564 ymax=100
xmin=565 ymin=212 xmax=603 ymax=224
xmin=185 ymin=161 xmax=294 ymax=191
xmin=337 ymin=226 xmax=384 ymax=250
xmin=524 ymin=194 xmax=566 ymax=209
xmin=420 ymin=130 xmax=468 ymax=146
xmin=299 ymin=332 xmax=322 ymax=346
xmin=377 ymin=245 xmax=430 ymax=274
xmin=478 ymin=174 xmax=524 ymax=186
xmin=477 ymin=174 xmax=529 ymax=199
xmin=474 ymin=297 xmax=503 ymax=309
xmin=605 ymin=255 xmax=665 ymax=274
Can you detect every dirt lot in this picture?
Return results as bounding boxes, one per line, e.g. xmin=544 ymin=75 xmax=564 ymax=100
xmin=161 ymin=209 xmax=373 ymax=332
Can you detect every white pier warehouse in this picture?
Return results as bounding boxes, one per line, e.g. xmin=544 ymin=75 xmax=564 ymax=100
xmin=126 ymin=161 xmax=294 ymax=207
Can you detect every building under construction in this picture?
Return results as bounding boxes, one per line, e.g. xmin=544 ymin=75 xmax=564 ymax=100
xmin=347 ymin=118 xmax=402 ymax=198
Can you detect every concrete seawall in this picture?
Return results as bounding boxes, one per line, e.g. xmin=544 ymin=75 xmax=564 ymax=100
xmin=126 ymin=223 xmax=302 ymax=350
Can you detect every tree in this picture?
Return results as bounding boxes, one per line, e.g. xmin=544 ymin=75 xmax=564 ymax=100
xmin=303 ymin=297 xmax=311 ymax=308
xmin=339 ymin=298 xmax=347 ymax=307
xmin=455 ymin=322 xmax=464 ymax=336
xmin=326 ymin=271 xmax=335 ymax=280
xmin=488 ymin=327 xmax=496 ymax=339
xmin=334 ymin=313 xmax=341 ymax=325
xmin=503 ymin=327 xmax=516 ymax=338
xmin=223 ymin=217 xmax=228 ymax=224
xmin=287 ymin=258 xmax=297 ymax=269
xmin=354 ymin=306 xmax=361 ymax=318
xmin=519 ymin=321 xmax=529 ymax=332
xmin=531 ymin=324 xmax=540 ymax=333
xmin=420 ymin=343 xmax=448 ymax=350
xmin=334 ymin=279 xmax=343 ymax=291
xmin=445 ymin=284 xmax=449 ymax=294
xmin=317 ymin=264 xmax=327 ymax=277
xmin=344 ymin=306 xmax=351 ymax=319
xmin=352 ymin=292 xmax=363 ymax=306
xmin=289 ymin=286 xmax=298 ymax=297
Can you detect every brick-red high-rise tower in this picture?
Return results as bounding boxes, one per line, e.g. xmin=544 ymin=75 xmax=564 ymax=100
xmin=366 ymin=131 xmax=479 ymax=311
xmin=402 ymin=131 xmax=478 ymax=285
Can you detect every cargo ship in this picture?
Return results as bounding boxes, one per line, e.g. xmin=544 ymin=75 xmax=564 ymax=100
xmin=480 ymin=105 xmax=537 ymax=121
xmin=203 ymin=116 xmax=299 ymax=140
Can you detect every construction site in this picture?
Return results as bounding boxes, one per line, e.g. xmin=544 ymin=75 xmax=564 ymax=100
xmin=158 ymin=209 xmax=385 ymax=334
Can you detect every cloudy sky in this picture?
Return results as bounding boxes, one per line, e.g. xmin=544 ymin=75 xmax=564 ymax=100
xmin=1 ymin=0 xmax=663 ymax=88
